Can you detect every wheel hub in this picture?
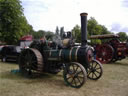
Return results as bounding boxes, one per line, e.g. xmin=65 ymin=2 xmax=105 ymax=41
xmin=90 ymin=68 xmax=96 ymax=73
xmin=102 ymin=52 xmax=106 ymax=56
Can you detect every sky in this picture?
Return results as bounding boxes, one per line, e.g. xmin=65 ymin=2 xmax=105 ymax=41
xmin=21 ymin=0 xmax=128 ymax=34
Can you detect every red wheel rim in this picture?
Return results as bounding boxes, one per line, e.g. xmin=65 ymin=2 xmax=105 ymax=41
xmin=96 ymin=44 xmax=114 ymax=64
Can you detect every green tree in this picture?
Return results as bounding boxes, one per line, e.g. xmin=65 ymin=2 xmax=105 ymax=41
xmin=72 ymin=25 xmax=81 ymax=43
xmin=45 ymin=31 xmax=55 ymax=41
xmin=72 ymin=17 xmax=111 ymax=44
xmin=100 ymin=25 xmax=111 ymax=34
xmin=26 ymin=24 xmax=35 ymax=35
xmin=0 ymin=0 xmax=30 ymax=44
xmin=118 ymin=32 xmax=128 ymax=42
xmin=87 ymin=17 xmax=103 ymax=44
xmin=32 ymin=30 xmax=45 ymax=39
xmin=87 ymin=17 xmax=102 ymax=36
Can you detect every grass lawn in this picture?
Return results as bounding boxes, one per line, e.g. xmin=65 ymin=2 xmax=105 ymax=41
xmin=0 ymin=58 xmax=128 ymax=96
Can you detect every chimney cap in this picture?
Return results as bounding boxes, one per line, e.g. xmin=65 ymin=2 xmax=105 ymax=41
xmin=80 ymin=13 xmax=88 ymax=16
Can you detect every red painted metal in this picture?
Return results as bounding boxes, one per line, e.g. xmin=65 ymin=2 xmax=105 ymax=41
xmin=95 ymin=44 xmax=114 ymax=64
xmin=19 ymin=35 xmax=33 ymax=48
xmin=90 ymin=34 xmax=128 ymax=64
xmin=20 ymin=35 xmax=33 ymax=41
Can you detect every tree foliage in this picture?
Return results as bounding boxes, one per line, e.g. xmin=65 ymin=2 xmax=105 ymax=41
xmin=100 ymin=25 xmax=111 ymax=34
xmin=117 ymin=32 xmax=128 ymax=42
xmin=72 ymin=25 xmax=81 ymax=43
xmin=45 ymin=31 xmax=55 ymax=41
xmin=87 ymin=17 xmax=99 ymax=35
xmin=87 ymin=17 xmax=111 ymax=35
xmin=0 ymin=0 xmax=30 ymax=44
xmin=71 ymin=17 xmax=113 ymax=44
xmin=32 ymin=30 xmax=45 ymax=39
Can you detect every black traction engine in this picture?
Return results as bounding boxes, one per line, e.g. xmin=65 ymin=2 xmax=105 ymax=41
xmin=19 ymin=13 xmax=103 ymax=88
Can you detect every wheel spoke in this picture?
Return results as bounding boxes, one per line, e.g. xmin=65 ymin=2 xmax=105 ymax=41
xmin=92 ymin=73 xmax=94 ymax=78
xmin=70 ymin=77 xmax=75 ymax=84
xmin=75 ymin=66 xmax=79 ymax=73
xmin=29 ymin=55 xmax=35 ymax=61
xmin=76 ymin=77 xmax=82 ymax=84
xmin=72 ymin=64 xmax=75 ymax=71
xmin=95 ymin=67 xmax=101 ymax=70
xmin=67 ymin=76 xmax=72 ymax=80
xmin=91 ymin=62 xmax=94 ymax=68
xmin=77 ymin=71 xmax=82 ymax=75
xmin=88 ymin=70 xmax=91 ymax=76
xmin=93 ymin=72 xmax=98 ymax=78
xmin=95 ymin=70 xmax=100 ymax=74
xmin=94 ymin=63 xmax=98 ymax=69
xmin=22 ymin=63 xmax=28 ymax=68
xmin=27 ymin=50 xmax=30 ymax=57
xmin=74 ymin=78 xmax=77 ymax=86
xmin=31 ymin=60 xmax=37 ymax=64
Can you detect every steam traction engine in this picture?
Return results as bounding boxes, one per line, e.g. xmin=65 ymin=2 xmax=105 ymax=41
xmin=19 ymin=13 xmax=103 ymax=88
xmin=90 ymin=34 xmax=128 ymax=64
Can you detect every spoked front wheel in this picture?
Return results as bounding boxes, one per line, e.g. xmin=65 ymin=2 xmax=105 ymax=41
xmin=87 ymin=59 xmax=103 ymax=80
xmin=63 ymin=62 xmax=87 ymax=88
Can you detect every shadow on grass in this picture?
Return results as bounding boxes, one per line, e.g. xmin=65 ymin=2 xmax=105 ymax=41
xmin=0 ymin=71 xmax=23 ymax=80
xmin=22 ymin=72 xmax=64 ymax=86
xmin=0 ymin=71 xmax=65 ymax=86
xmin=0 ymin=61 xmax=18 ymax=65
xmin=0 ymin=71 xmax=57 ymax=79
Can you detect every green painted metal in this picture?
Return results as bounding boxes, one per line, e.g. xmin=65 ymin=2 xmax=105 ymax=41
xmin=61 ymin=48 xmax=70 ymax=62
xmin=45 ymin=47 xmax=80 ymax=62
xmin=47 ymin=50 xmax=60 ymax=61
xmin=71 ymin=47 xmax=78 ymax=62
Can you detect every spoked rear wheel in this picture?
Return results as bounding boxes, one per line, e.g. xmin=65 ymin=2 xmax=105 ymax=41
xmin=19 ymin=48 xmax=43 ymax=77
xmin=63 ymin=62 xmax=87 ymax=88
xmin=87 ymin=59 xmax=103 ymax=80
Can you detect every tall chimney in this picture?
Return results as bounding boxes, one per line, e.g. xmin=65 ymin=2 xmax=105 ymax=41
xmin=80 ymin=13 xmax=88 ymax=46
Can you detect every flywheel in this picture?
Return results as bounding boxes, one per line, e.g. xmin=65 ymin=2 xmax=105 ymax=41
xmin=19 ymin=48 xmax=43 ymax=77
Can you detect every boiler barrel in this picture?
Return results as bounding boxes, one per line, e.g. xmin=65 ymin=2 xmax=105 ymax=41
xmin=45 ymin=46 xmax=93 ymax=68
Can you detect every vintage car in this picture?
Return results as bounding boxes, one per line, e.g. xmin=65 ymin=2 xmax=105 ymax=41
xmin=0 ymin=45 xmax=4 ymax=59
xmin=0 ymin=45 xmax=21 ymax=62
